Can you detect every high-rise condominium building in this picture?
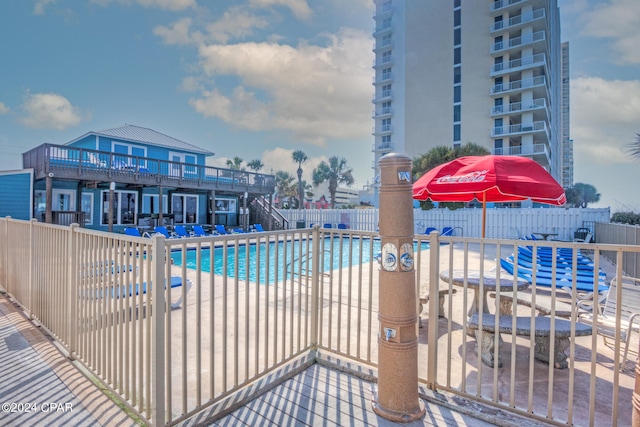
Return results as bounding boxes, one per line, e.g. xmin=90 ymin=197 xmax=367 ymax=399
xmin=371 ymin=0 xmax=572 ymax=192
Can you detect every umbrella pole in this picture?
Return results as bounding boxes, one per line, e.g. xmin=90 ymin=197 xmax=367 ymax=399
xmin=482 ymin=192 xmax=487 ymax=238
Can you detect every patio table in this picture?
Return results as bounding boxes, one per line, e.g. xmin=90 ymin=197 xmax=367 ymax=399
xmin=439 ymin=269 xmax=529 ymax=319
xmin=533 ymin=232 xmax=558 ymax=240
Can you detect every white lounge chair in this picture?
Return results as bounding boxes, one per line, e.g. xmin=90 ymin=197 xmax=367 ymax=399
xmin=576 ymin=275 xmax=640 ymax=366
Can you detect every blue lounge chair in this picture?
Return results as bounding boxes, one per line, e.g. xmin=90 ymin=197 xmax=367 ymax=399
xmin=231 ymin=227 xmax=245 ymax=234
xmin=337 ymin=223 xmax=348 ymax=230
xmin=253 ymin=224 xmax=265 ymax=232
xmin=214 ymin=225 xmax=228 ymax=235
xmin=154 ymin=226 xmax=179 ymax=239
xmin=124 ymin=227 xmax=152 ymax=238
xmin=192 ymin=225 xmax=212 ymax=237
xmin=174 ymin=225 xmax=192 ymax=238
xmin=323 ymin=223 xmax=332 ymax=229
xmin=424 ymin=227 xmax=437 ymax=235
xmin=442 ymin=227 xmax=454 ymax=236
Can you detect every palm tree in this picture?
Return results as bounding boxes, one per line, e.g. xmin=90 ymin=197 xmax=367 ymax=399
xmin=312 ymin=156 xmax=354 ymax=209
xmin=226 ymin=156 xmax=245 ymax=171
xmin=274 ymin=171 xmax=297 ymax=208
xmin=627 ymin=133 xmax=640 ymax=159
xmin=292 ymin=150 xmax=308 ymax=209
xmin=246 ymin=159 xmax=263 ymax=172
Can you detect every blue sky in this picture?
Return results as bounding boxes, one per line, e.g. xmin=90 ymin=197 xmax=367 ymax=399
xmin=0 ymin=0 xmax=639 ymax=211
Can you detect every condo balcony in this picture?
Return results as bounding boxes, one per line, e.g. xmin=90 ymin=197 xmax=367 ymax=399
xmin=372 ymin=124 xmax=393 ymax=135
xmin=490 ymin=98 xmax=547 ymax=116
xmin=372 ymin=72 xmax=394 ymax=84
xmin=491 ymin=75 xmax=547 ymax=95
xmin=372 ymin=107 xmax=393 ymax=118
xmin=491 ymin=121 xmax=548 ymax=138
xmin=491 ymin=53 xmax=547 ymax=76
xmin=372 ymin=38 xmax=393 ymax=52
xmin=490 ymin=30 xmax=545 ymax=54
xmin=490 ymin=8 xmax=546 ymax=33
xmin=490 ymin=0 xmax=527 ymax=13
xmin=371 ymin=141 xmax=393 ymax=152
xmin=492 ymin=142 xmax=550 ymax=165
xmin=372 ymin=89 xmax=393 ymax=102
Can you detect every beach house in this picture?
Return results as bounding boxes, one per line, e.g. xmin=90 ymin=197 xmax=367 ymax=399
xmin=0 ymin=124 xmax=276 ymax=231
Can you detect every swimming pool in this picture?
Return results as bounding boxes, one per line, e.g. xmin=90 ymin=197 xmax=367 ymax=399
xmin=171 ymin=237 xmax=429 ymax=284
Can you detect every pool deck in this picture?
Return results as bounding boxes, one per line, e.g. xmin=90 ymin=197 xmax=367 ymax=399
xmin=0 ymin=241 xmax=636 ymax=426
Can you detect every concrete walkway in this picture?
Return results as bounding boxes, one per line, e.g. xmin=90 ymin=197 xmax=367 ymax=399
xmin=0 ymin=293 xmax=135 ymax=427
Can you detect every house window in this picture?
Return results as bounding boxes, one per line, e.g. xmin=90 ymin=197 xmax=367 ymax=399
xmin=382 ymin=67 xmax=392 ymax=80
xmin=172 ymin=194 xmax=198 ymax=224
xmin=101 ymin=190 xmax=137 ymax=226
xmin=52 ymin=189 xmax=76 ymax=211
xmin=454 ymin=9 xmax=461 ymax=26
xmin=453 ymin=124 xmax=461 ymax=142
xmin=142 ymin=194 xmax=169 ymax=214
xmin=169 ymin=152 xmax=198 ymax=177
xmin=454 ymin=86 xmax=461 ymax=103
xmin=82 ymin=193 xmax=93 ymax=225
xmin=382 ymin=118 xmax=391 ymax=132
xmin=454 ymin=28 xmax=461 ymax=46
xmin=112 ymin=141 xmax=146 ymax=167
xmin=382 ymin=51 xmax=392 ymax=63
xmin=382 ymin=101 xmax=391 ymax=114
xmin=382 ymin=84 xmax=391 ymax=97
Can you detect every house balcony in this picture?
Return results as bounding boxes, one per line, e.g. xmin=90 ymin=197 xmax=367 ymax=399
xmin=490 ymin=8 xmax=546 ymax=33
xmin=490 ymin=98 xmax=547 ymax=116
xmin=22 ymin=143 xmax=276 ymax=196
xmin=373 ymin=1 xmax=392 ymax=17
xmin=490 ymin=31 xmax=546 ymax=54
xmin=491 ymin=53 xmax=547 ymax=76
xmin=491 ymin=75 xmax=547 ymax=96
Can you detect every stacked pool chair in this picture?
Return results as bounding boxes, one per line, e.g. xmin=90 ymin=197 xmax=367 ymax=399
xmin=500 ymin=241 xmax=608 ymax=293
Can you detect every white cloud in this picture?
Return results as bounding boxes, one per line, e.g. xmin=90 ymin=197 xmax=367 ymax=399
xmin=248 ymin=0 xmax=312 ymax=20
xmin=0 ymin=102 xmax=10 ymax=114
xmin=90 ymin=0 xmax=196 ymax=11
xmin=33 ymin=0 xmax=56 ymax=15
xmin=571 ymin=77 xmax=640 ymax=164
xmin=205 ymin=7 xmax=270 ymax=43
xmin=189 ymin=28 xmax=373 ymax=145
xmin=20 ymin=93 xmax=84 ymax=130
xmin=572 ymin=0 xmax=640 ymax=64
xmin=153 ymin=17 xmax=194 ymax=45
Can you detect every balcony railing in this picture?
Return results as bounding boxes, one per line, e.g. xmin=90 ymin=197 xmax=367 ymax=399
xmin=490 ymin=98 xmax=547 ymax=115
xmin=490 ymin=0 xmax=526 ymax=12
xmin=22 ymin=143 xmax=276 ymax=194
xmin=491 ymin=75 xmax=546 ymax=95
xmin=491 ymin=120 xmax=547 ymax=137
xmin=492 ymin=142 xmax=549 ymax=158
xmin=491 ymin=30 xmax=545 ymax=53
xmin=491 ymin=53 xmax=546 ymax=74
xmin=372 ymin=124 xmax=393 ymax=135
xmin=372 ymin=141 xmax=393 ymax=152
xmin=490 ymin=8 xmax=545 ymax=32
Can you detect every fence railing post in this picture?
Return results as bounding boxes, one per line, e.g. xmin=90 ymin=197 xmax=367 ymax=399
xmin=427 ymin=232 xmax=440 ymax=389
xmin=28 ymin=218 xmax=35 ymax=319
xmin=151 ymin=234 xmax=166 ymax=426
xmin=310 ymin=226 xmax=320 ymax=351
xmin=68 ymin=223 xmax=79 ymax=359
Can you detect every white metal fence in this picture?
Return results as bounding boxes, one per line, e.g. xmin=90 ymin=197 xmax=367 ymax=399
xmin=280 ymin=207 xmax=611 ymax=240
xmin=0 ymin=216 xmax=636 ymax=426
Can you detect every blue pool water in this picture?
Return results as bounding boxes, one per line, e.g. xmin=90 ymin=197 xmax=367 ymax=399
xmin=171 ymin=237 xmax=429 ymax=284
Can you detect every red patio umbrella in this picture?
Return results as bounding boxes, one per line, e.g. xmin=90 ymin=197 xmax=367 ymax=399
xmin=412 ymin=155 xmax=566 ymax=237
